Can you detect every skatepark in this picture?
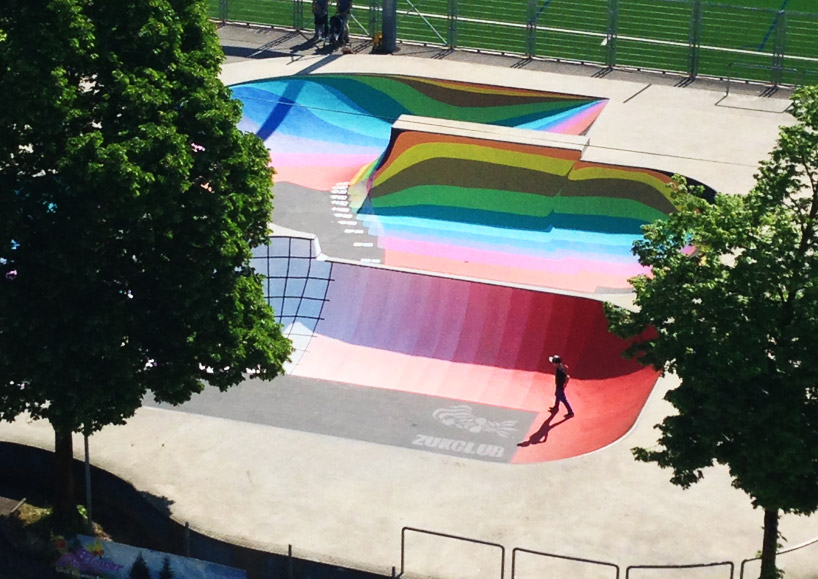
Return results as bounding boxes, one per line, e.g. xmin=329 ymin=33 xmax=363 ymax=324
xmin=1 ymin=24 xmax=817 ymax=579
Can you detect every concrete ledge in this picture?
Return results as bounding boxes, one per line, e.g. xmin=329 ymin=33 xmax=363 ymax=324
xmin=392 ymin=114 xmax=589 ymax=153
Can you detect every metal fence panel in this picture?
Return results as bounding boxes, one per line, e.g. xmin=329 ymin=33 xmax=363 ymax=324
xmin=532 ymin=0 xmax=607 ymax=63
xmin=780 ymin=11 xmax=818 ymax=85
xmin=535 ymin=28 xmax=608 ymax=64
xmin=615 ymin=37 xmax=690 ymax=74
xmin=458 ymin=20 xmax=528 ymax=54
xmin=619 ymin=0 xmax=690 ymax=42
xmin=459 ymin=0 xmax=526 ymax=22
xmin=347 ymin=3 xmax=376 ymax=38
xmin=615 ymin=0 xmax=690 ymax=73
xmin=534 ymin=0 xmax=608 ymax=33
xmin=209 ymin=0 xmax=818 ymax=85
xmin=396 ymin=0 xmax=449 ymax=45
xmin=456 ymin=0 xmax=527 ymax=54
xmin=207 ymin=0 xmax=222 ymax=20
xmin=697 ymin=4 xmax=776 ymax=81
xmin=224 ymin=0 xmax=294 ymax=26
xmin=701 ymin=3 xmax=773 ymax=50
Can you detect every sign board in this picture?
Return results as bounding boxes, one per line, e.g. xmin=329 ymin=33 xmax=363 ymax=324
xmin=55 ymin=534 xmax=246 ymax=579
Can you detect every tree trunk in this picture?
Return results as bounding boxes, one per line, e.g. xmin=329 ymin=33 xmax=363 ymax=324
xmin=53 ymin=427 xmax=77 ymax=532
xmin=759 ymin=506 xmax=779 ymax=579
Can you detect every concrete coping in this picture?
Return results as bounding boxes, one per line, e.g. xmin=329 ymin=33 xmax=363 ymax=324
xmin=391 ymin=114 xmax=589 ymax=154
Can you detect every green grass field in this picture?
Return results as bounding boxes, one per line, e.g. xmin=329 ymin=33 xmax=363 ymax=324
xmin=211 ymin=0 xmax=818 ymax=84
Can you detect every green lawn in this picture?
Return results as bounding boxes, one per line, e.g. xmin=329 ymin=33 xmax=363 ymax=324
xmin=212 ymin=0 xmax=818 ymax=83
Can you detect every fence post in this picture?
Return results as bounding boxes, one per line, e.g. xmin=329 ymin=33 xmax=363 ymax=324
xmin=369 ymin=0 xmax=380 ymax=40
xmin=292 ymin=0 xmax=305 ymax=31
xmin=447 ymin=0 xmax=457 ymax=49
xmin=772 ymin=9 xmax=787 ymax=85
xmin=382 ymin=0 xmax=397 ymax=52
xmin=526 ymin=0 xmax=537 ymax=57
xmin=688 ymin=0 xmax=702 ymax=78
xmin=606 ymin=0 xmax=619 ymax=68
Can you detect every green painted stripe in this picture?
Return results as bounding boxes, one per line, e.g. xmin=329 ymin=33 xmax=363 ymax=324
xmin=369 ymin=185 xmax=668 ymax=222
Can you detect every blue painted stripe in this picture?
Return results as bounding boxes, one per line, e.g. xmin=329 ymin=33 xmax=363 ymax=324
xmin=365 ymin=205 xmax=648 ymax=235
xmin=356 ymin=213 xmax=639 ymax=247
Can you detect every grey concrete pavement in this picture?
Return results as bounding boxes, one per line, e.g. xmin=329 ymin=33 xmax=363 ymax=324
xmin=1 ymin=23 xmax=815 ymax=579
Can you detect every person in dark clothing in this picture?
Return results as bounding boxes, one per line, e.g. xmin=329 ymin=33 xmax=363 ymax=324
xmin=548 ymin=355 xmax=574 ymax=418
xmin=335 ymin=0 xmax=352 ymax=44
xmin=313 ymin=0 xmax=329 ymax=40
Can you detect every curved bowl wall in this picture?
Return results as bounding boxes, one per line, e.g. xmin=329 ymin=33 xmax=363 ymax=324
xmin=230 ymin=73 xmax=608 ymax=190
xmin=252 ymin=237 xmax=660 ymax=463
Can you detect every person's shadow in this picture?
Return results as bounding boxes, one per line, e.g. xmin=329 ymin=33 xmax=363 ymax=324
xmin=516 ymin=408 xmax=573 ymax=447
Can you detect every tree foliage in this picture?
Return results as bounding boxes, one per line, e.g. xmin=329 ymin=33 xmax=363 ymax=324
xmin=605 ymin=86 xmax=818 ymax=577
xmin=0 ymin=0 xmax=291 ymax=433
xmin=0 ymin=0 xmax=291 ymax=523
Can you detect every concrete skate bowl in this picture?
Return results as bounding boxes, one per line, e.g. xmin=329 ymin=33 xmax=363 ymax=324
xmin=230 ymin=73 xmax=608 ymax=192
xmin=232 ymin=72 xmax=710 ymax=462
xmin=232 ymin=73 xmax=714 ymax=294
xmin=348 ymin=126 xmax=691 ymax=294
xmin=252 ymin=236 xmax=660 ymax=464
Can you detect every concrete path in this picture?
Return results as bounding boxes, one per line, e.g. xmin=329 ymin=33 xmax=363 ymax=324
xmin=1 ymin=24 xmax=816 ymax=579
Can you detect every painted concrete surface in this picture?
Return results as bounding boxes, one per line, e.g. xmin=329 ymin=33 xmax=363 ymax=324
xmin=232 ymin=70 xmax=677 ymax=295
xmin=1 ymin=25 xmax=816 ymax=579
xmin=248 ymin=236 xmax=659 ymax=464
xmin=2 ymin=391 xmax=818 ymax=577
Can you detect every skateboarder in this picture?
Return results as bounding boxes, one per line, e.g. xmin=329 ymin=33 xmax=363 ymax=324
xmin=548 ymin=355 xmax=574 ymax=418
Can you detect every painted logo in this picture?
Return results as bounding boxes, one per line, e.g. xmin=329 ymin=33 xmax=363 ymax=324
xmin=412 ymin=434 xmax=505 ymax=458
xmin=432 ymin=405 xmax=518 ymax=438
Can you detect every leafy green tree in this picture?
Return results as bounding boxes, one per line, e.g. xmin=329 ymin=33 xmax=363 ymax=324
xmin=605 ymin=86 xmax=818 ymax=579
xmin=129 ymin=553 xmax=151 ymax=579
xmin=0 ymin=0 xmax=291 ymax=528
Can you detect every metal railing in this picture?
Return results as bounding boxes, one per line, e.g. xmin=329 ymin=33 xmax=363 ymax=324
xmin=626 ymin=561 xmax=734 ymax=578
xmin=511 ymin=547 xmax=620 ymax=579
xmin=397 ymin=526 xmax=505 ymax=579
xmin=724 ymin=61 xmax=798 ymax=96
xmin=739 ymin=535 xmax=818 ymax=579
xmin=390 ymin=525 xmax=818 ymax=579
xmin=211 ymin=0 xmax=818 ymax=86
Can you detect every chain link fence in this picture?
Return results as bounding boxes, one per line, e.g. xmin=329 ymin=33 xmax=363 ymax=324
xmin=211 ymin=0 xmax=818 ymax=86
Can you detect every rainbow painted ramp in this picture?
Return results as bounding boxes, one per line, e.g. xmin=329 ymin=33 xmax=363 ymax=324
xmin=231 ymin=73 xmax=607 ymax=192
xmin=348 ymin=118 xmax=680 ymax=294
xmin=253 ymin=237 xmax=659 ymax=463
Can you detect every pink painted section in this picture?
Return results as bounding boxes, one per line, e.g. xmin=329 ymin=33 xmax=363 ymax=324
xmin=273 ymin=152 xmax=379 ymax=168
xmin=511 ymin=366 xmax=659 ymax=463
xmin=385 ymin=249 xmax=647 ymax=293
xmin=381 ymin=237 xmax=643 ymax=273
xmin=545 ymin=101 xmax=608 ymax=135
xmin=264 ymin=132 xmax=381 ymax=187
xmin=274 ymin=164 xmax=369 ymax=190
xmin=296 ymin=336 xmax=550 ymax=409
xmin=290 ymin=262 xmax=660 ymax=460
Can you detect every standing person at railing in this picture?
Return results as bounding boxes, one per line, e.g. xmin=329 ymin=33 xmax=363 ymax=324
xmin=313 ymin=0 xmax=329 ymax=41
xmin=336 ymin=0 xmax=352 ymax=45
